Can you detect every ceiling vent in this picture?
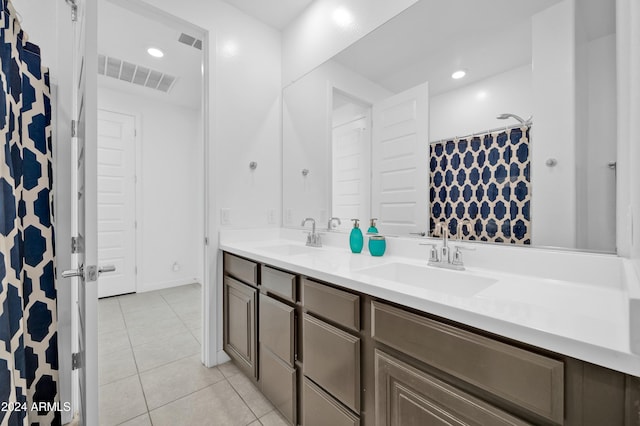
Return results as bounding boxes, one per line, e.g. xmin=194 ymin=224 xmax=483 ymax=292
xmin=98 ymin=54 xmax=177 ymax=93
xmin=178 ymin=32 xmax=203 ymax=50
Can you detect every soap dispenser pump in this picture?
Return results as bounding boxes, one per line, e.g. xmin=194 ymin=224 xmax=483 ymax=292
xmin=367 ymin=218 xmax=379 ymax=234
xmin=350 ymin=219 xmax=364 ymax=253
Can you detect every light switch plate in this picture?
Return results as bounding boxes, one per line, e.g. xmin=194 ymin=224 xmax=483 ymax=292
xmin=221 ymin=208 xmax=231 ymax=225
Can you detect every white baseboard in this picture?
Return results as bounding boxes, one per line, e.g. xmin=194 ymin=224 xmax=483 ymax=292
xmin=137 ymin=278 xmax=200 ymax=293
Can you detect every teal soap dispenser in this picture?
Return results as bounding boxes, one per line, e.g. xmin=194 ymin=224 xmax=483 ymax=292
xmin=367 ymin=218 xmax=379 ymax=234
xmin=350 ymin=219 xmax=364 ymax=253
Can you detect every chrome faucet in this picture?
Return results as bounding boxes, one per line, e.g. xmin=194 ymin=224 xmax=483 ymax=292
xmin=422 ymin=221 xmax=472 ymax=270
xmin=327 ymin=217 xmax=341 ymax=230
xmin=301 ymin=218 xmax=322 ymax=247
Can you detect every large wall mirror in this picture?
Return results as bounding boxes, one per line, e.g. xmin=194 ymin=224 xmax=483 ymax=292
xmin=283 ymin=0 xmax=617 ymax=253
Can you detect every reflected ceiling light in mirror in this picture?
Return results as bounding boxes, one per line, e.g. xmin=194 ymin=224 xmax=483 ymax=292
xmin=451 ymin=69 xmax=466 ymax=79
xmin=333 ymin=6 xmax=354 ymax=28
xmin=476 ymin=91 xmax=488 ymax=100
xmin=147 ymin=47 xmax=164 ymax=58
xmin=221 ymin=40 xmax=239 ymax=59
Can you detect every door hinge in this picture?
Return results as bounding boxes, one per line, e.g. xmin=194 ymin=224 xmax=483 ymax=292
xmin=65 ymin=0 xmax=78 ymax=22
xmin=72 ymin=352 xmax=80 ymax=370
xmin=71 ymin=119 xmax=77 ymax=137
xmin=71 ymin=236 xmax=79 ymax=253
xmin=204 ymin=237 xmax=209 ymax=245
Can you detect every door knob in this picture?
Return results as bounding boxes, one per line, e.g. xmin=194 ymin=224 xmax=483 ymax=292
xmin=62 ymin=266 xmax=84 ymax=278
xmin=98 ymin=265 xmax=116 ymax=274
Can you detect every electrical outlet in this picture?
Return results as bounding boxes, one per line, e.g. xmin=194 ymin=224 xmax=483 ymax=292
xmin=267 ymin=209 xmax=276 ymax=224
xmin=285 ymin=209 xmax=293 ymax=225
xmin=221 ymin=208 xmax=231 ymax=225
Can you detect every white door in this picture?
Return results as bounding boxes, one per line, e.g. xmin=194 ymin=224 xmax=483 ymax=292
xmin=64 ymin=0 xmax=100 ymax=424
xmin=97 ymin=110 xmax=136 ymax=298
xmin=371 ymin=82 xmax=429 ymax=236
xmin=332 ymin=115 xmax=371 ymax=228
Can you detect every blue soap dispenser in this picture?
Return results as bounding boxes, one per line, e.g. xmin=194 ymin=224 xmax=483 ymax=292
xmin=367 ymin=218 xmax=379 ymax=234
xmin=350 ymin=219 xmax=364 ymax=253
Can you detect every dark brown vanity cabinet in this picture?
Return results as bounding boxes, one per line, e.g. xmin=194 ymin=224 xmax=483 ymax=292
xmin=223 ymin=253 xmax=259 ymax=380
xmin=259 ymin=266 xmax=298 ymax=425
xmin=221 ymin=252 xmax=640 ymax=426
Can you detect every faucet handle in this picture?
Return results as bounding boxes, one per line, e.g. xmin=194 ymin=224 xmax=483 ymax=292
xmin=420 ymin=243 xmax=440 ymax=263
xmin=451 ymin=245 xmax=474 ymax=268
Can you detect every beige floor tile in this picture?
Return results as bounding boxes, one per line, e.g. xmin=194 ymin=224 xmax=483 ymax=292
xmin=217 ymin=361 xmax=242 ymax=378
xmin=118 ymin=292 xmax=168 ymax=313
xmin=118 ymin=413 xmax=151 ymax=426
xmin=182 ymin=317 xmax=201 ymax=331
xmin=98 ymin=313 xmax=127 ymax=335
xmin=98 ymin=328 xmax=130 ymax=356
xmin=132 ymin=331 xmax=200 ymax=372
xmin=190 ymin=327 xmax=202 ymax=343
xmin=99 ymin=375 xmax=147 ymax=426
xmin=168 ymin=299 xmax=200 ymax=319
xmin=122 ymin=305 xmax=178 ymax=330
xmin=98 ymin=298 xmax=121 ymax=320
xmin=149 ymin=380 xmax=256 ymax=426
xmin=248 ymin=421 xmax=261 ymax=426
xmin=139 ymin=354 xmax=225 ymax=410
xmin=126 ymin=320 xmax=190 ymax=347
xmin=258 ymin=410 xmax=290 ymax=426
xmin=99 ymin=346 xmax=138 ymax=386
xmin=228 ymin=371 xmax=274 ymax=418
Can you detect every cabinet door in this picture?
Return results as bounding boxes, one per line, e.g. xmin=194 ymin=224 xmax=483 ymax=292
xmin=375 ymin=350 xmax=531 ymax=426
xmin=261 ymin=346 xmax=297 ymax=425
xmin=223 ymin=276 xmax=257 ymax=379
xmin=260 ymin=293 xmax=296 ymax=366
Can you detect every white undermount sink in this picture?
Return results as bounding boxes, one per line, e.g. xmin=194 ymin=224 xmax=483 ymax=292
xmin=257 ymin=244 xmax=320 ymax=256
xmin=356 ymin=262 xmax=498 ymax=297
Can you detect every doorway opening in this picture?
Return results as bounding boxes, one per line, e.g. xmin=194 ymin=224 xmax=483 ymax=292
xmin=95 ymin=0 xmax=208 ymax=422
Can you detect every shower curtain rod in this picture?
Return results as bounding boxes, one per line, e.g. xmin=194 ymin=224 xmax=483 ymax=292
xmin=429 ymin=122 xmax=532 ymax=145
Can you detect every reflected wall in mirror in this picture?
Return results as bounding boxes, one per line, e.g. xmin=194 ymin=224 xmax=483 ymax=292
xmin=283 ymin=0 xmax=617 ymax=253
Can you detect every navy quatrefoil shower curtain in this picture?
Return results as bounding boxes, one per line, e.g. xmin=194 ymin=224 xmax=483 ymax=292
xmin=0 ymin=1 xmax=60 ymax=425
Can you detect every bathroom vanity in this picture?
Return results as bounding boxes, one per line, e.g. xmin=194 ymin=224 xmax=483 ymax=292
xmin=220 ymin=232 xmax=640 ymax=426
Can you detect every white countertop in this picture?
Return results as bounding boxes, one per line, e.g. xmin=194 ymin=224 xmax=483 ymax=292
xmin=219 ymin=229 xmax=640 ymax=377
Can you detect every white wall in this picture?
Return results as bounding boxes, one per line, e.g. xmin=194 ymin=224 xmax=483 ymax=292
xmin=282 ymin=0 xmax=418 ymax=85
xmin=616 ymin=0 xmax=640 ymax=266
xmin=531 ymin=0 xmax=577 ymax=248
xmin=283 ymin=59 xmax=391 ymax=228
xmin=429 ymin=65 xmax=532 ymax=142
xmin=142 ymin=0 xmax=282 ymax=232
xmin=98 ymin=87 xmax=203 ymax=292
xmin=583 ymin=34 xmax=617 ymax=252
xmin=11 ymin=0 xmax=74 ymax=422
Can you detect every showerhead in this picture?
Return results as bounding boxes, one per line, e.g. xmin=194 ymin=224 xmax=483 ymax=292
xmin=496 ymin=113 xmax=532 ymax=125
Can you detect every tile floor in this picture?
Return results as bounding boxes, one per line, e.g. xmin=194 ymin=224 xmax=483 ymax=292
xmin=98 ymin=283 xmax=287 ymax=426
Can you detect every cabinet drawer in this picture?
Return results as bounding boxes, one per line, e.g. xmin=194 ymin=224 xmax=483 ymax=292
xmin=372 ymin=301 xmax=564 ymax=424
xmin=262 ymin=266 xmax=296 ymax=302
xmin=302 ymin=278 xmax=360 ymax=332
xmin=259 ymin=293 xmax=295 ymax=366
xmin=303 ymin=377 xmax=359 ymax=426
xmin=261 ymin=347 xmax=297 ymax=425
xmin=224 ymin=253 xmax=258 ymax=286
xmin=375 ymin=349 xmax=531 ymax=426
xmin=303 ymin=314 xmax=360 ymax=412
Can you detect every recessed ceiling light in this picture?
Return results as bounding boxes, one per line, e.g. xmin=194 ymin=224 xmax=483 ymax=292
xmin=451 ymin=70 xmax=466 ymax=79
xmin=147 ymin=47 xmax=164 ymax=58
xmin=333 ymin=7 xmax=354 ymax=28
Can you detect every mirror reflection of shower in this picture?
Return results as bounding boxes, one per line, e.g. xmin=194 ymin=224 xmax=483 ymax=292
xmin=496 ymin=113 xmax=532 ymax=125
